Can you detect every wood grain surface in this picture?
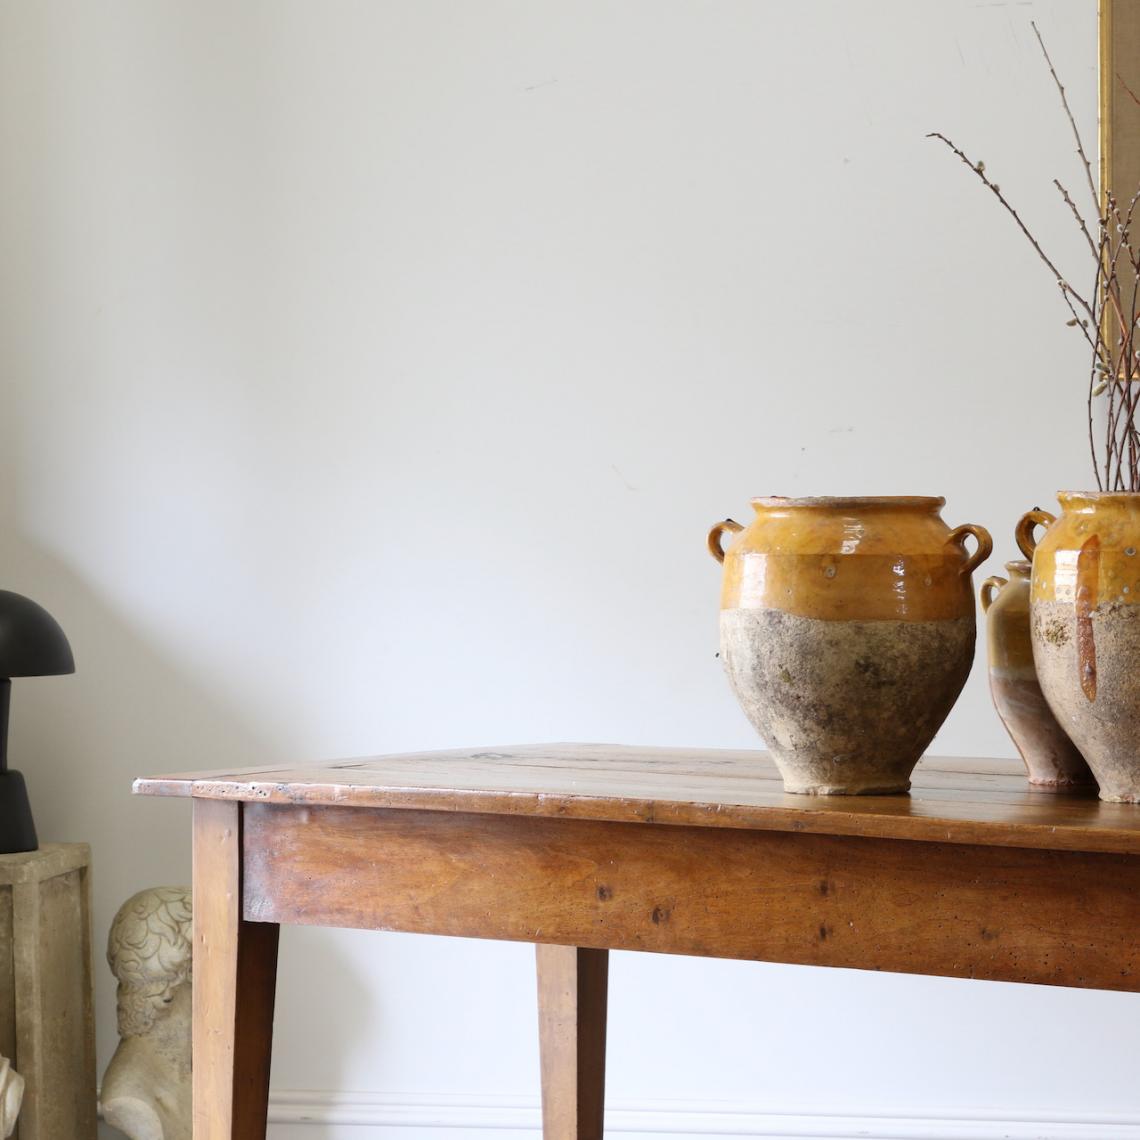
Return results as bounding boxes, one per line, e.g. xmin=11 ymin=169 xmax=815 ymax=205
xmin=136 ymin=744 xmax=1140 ymax=856
xmin=536 ymin=946 xmax=607 ymax=1140
xmin=192 ymin=800 xmax=279 ymax=1140
xmin=241 ymin=801 xmax=1140 ymax=992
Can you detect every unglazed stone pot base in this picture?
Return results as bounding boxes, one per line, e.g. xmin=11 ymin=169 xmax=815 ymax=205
xmin=1032 ymin=598 xmax=1140 ymax=801
xmin=721 ymin=609 xmax=974 ymax=794
xmin=709 ymin=496 xmax=991 ymax=796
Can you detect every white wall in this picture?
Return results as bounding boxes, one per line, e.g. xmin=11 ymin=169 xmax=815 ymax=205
xmin=3 ymin=2 xmax=1135 ymax=1137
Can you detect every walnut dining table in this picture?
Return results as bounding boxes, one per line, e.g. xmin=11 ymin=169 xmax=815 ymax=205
xmin=135 ymin=743 xmax=1140 ymax=1139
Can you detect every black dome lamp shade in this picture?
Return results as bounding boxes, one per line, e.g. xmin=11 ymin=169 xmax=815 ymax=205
xmin=0 ymin=590 xmax=75 ymax=854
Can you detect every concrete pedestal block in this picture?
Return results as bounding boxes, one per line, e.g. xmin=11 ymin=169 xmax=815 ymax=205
xmin=0 ymin=844 xmax=96 ymax=1140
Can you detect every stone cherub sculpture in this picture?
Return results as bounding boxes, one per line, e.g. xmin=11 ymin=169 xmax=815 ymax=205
xmin=102 ymin=887 xmax=192 ymax=1140
xmin=0 ymin=1055 xmax=23 ymax=1138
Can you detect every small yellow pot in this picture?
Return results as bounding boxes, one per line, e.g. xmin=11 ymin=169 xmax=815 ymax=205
xmin=980 ymin=559 xmax=1093 ymax=791
xmin=708 ymin=496 xmax=991 ymax=795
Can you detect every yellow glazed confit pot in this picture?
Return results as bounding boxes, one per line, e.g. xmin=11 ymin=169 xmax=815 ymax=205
xmin=1020 ymin=492 xmax=1140 ymax=801
xmin=708 ymin=496 xmax=991 ymax=795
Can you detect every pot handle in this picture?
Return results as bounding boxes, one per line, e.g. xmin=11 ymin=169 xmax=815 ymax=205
xmin=707 ymin=519 xmax=744 ymax=564
xmin=1015 ymin=508 xmax=1057 ymax=559
xmin=980 ymin=575 xmax=1007 ymax=613
xmin=947 ymin=523 xmax=993 ymax=576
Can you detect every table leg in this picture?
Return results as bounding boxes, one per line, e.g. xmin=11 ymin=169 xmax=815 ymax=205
xmin=193 ymin=799 xmax=280 ymax=1139
xmin=536 ymin=944 xmax=608 ymax=1139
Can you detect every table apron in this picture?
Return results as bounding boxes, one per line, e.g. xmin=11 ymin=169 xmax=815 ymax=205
xmin=240 ymin=801 xmax=1140 ymax=992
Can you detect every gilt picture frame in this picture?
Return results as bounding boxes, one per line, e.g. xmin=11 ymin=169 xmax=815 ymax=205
xmin=1101 ymin=1 xmax=1140 ymax=219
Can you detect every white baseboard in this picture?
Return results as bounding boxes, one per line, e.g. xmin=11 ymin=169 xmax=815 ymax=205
xmin=266 ymin=1091 xmax=1140 ymax=1138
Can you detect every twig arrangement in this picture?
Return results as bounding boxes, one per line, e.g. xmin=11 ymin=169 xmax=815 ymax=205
xmin=929 ymin=22 xmax=1140 ymax=491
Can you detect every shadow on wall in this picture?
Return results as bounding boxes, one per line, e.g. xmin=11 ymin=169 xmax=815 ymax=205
xmin=0 ymin=534 xmax=378 ymax=1130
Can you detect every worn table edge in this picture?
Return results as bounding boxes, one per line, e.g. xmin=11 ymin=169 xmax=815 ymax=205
xmin=133 ymin=746 xmax=1019 ymax=795
xmin=130 ymin=745 xmax=1140 ymax=857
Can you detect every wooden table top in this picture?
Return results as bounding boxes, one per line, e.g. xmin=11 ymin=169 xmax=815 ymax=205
xmin=133 ymin=743 xmax=1140 ymax=856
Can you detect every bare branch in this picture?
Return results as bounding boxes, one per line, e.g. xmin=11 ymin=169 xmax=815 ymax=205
xmin=1054 ymin=179 xmax=1099 ymax=261
xmin=931 ymin=26 xmax=1140 ymax=489
xmin=1032 ymin=21 xmax=1099 ymax=216
xmin=927 ymin=132 xmax=1096 ymax=321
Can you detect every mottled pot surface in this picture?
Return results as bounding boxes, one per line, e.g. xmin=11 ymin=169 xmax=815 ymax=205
xmin=721 ymin=608 xmax=974 ymax=794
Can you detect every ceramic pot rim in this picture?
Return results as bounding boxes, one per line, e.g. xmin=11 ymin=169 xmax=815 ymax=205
xmin=751 ymin=495 xmax=946 ymax=511
xmin=1057 ymin=490 xmax=1140 ymax=506
xmin=1005 ymin=559 xmax=1031 ymax=574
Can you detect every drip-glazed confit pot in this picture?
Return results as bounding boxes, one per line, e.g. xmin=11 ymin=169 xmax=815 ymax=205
xmin=708 ymin=497 xmax=991 ymax=795
xmin=1021 ymin=493 xmax=1140 ymax=802
xmin=980 ymin=560 xmax=1094 ymax=791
